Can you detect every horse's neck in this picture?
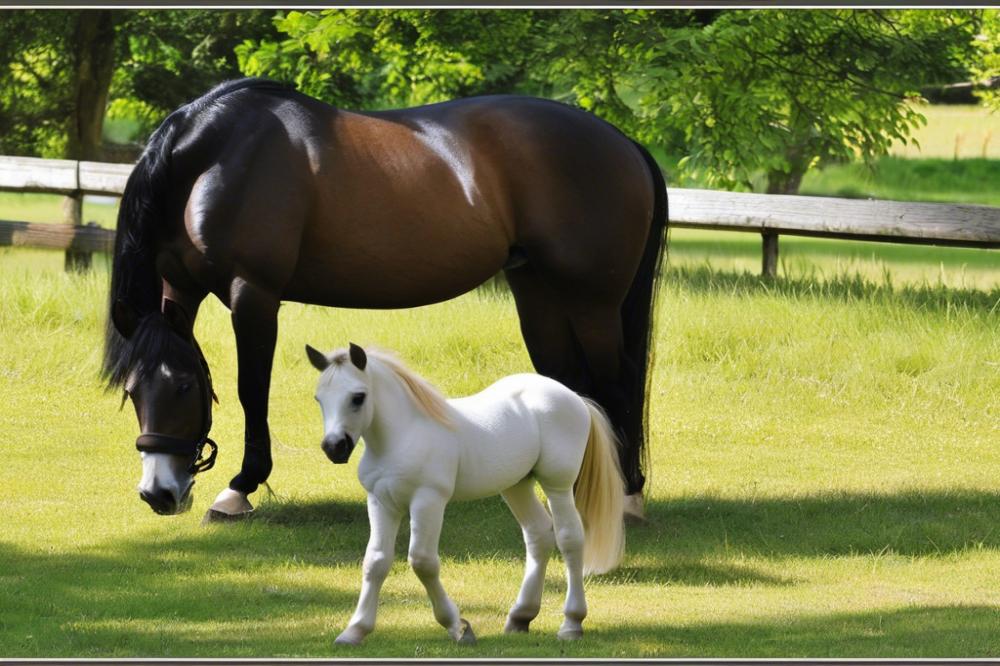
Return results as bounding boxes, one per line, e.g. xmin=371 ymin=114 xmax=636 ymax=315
xmin=363 ymin=361 xmax=435 ymax=453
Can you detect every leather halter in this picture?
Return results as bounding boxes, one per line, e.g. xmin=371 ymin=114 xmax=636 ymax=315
xmin=134 ymin=341 xmax=218 ymax=475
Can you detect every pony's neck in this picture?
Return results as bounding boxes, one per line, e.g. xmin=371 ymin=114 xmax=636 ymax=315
xmin=362 ymin=359 xmax=430 ymax=453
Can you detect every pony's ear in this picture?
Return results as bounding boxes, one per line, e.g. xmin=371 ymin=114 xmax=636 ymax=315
xmin=305 ymin=344 xmax=329 ymax=372
xmin=112 ymin=299 xmax=139 ymax=339
xmin=162 ymin=299 xmax=194 ymax=338
xmin=348 ymin=343 xmax=367 ymax=371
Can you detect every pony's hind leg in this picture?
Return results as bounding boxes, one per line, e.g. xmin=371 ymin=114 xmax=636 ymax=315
xmin=408 ymin=488 xmax=475 ymax=644
xmin=501 ymin=477 xmax=555 ymax=633
xmin=543 ymin=486 xmax=588 ymax=640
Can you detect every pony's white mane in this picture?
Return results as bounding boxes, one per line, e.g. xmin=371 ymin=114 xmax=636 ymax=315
xmin=333 ymin=348 xmax=453 ymax=427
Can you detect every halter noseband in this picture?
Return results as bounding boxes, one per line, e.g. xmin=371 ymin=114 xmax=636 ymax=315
xmin=134 ymin=342 xmax=218 ymax=475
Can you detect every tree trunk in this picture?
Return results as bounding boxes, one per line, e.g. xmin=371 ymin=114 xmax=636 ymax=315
xmin=765 ymin=168 xmax=806 ymax=195
xmin=65 ymin=10 xmax=116 ymax=162
xmin=63 ymin=10 xmax=115 ymax=272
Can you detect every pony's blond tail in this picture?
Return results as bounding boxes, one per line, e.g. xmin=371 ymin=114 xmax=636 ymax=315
xmin=575 ymin=399 xmax=626 ymax=575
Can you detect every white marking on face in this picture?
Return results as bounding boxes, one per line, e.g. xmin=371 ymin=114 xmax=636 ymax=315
xmin=159 ymin=363 xmax=174 ymax=380
xmin=137 ymin=452 xmax=191 ymax=505
xmin=413 ymin=120 xmax=478 ymax=206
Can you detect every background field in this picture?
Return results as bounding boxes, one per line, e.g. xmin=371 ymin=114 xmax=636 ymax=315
xmin=1 ymin=100 xmax=999 ymax=657
xmin=1 ymin=232 xmax=997 ymax=657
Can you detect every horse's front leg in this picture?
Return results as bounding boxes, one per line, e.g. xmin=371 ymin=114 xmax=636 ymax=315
xmin=337 ymin=494 xmax=402 ymax=645
xmin=206 ymin=280 xmax=279 ymax=520
xmin=408 ymin=488 xmax=475 ymax=644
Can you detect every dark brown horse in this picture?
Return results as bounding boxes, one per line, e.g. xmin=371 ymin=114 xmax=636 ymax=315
xmin=103 ymin=78 xmax=667 ymax=520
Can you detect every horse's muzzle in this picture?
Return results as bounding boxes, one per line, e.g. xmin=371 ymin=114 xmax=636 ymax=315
xmin=322 ymin=435 xmax=354 ymax=464
xmin=139 ymin=482 xmax=194 ymax=515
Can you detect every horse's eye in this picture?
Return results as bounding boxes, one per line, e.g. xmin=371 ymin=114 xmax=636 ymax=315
xmin=351 ymin=393 xmax=366 ymax=407
xmin=177 ymin=383 xmax=192 ymax=395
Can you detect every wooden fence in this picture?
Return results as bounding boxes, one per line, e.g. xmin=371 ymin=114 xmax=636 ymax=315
xmin=1 ymin=155 xmax=998 ymax=276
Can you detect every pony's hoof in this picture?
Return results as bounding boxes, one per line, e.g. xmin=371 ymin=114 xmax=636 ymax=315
xmin=457 ymin=618 xmax=477 ymax=645
xmin=201 ymin=488 xmax=254 ymax=525
xmin=557 ymin=627 xmax=583 ymax=641
xmin=504 ymin=616 xmax=531 ymax=633
xmin=334 ymin=632 xmax=363 ymax=646
xmin=624 ymin=492 xmax=646 ymax=524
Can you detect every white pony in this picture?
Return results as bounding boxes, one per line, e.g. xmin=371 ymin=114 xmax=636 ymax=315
xmin=306 ymin=343 xmax=625 ymax=645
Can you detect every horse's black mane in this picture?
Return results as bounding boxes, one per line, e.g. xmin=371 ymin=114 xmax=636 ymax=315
xmin=102 ymin=78 xmax=294 ymax=390
xmin=106 ymin=314 xmax=199 ymax=389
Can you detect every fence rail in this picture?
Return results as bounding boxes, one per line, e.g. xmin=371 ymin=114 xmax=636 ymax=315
xmin=2 ymin=156 xmax=999 ymax=276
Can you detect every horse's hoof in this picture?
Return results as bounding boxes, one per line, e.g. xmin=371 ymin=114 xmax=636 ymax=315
xmin=557 ymin=627 xmax=583 ymax=641
xmin=624 ymin=493 xmax=646 ymax=524
xmin=201 ymin=488 xmax=254 ymax=525
xmin=504 ymin=616 xmax=531 ymax=633
xmin=202 ymin=489 xmax=254 ymax=525
xmin=457 ymin=618 xmax=476 ymax=645
xmin=201 ymin=508 xmax=253 ymax=525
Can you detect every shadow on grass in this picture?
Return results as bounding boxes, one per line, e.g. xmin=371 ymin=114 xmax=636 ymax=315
xmin=567 ymin=605 xmax=1000 ymax=657
xmin=663 ymin=264 xmax=1000 ymax=313
xmin=2 ymin=488 xmax=998 ymax=655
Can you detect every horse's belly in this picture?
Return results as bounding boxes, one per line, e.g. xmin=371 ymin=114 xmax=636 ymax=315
xmin=286 ymin=211 xmax=510 ymax=308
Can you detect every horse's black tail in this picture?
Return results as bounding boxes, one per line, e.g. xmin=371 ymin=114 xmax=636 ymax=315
xmin=618 ymin=141 xmax=668 ymax=496
xmin=101 ymin=111 xmax=182 ymax=389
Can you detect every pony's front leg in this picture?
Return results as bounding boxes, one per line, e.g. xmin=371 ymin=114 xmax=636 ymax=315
xmin=408 ymin=489 xmax=475 ymax=644
xmin=337 ymin=494 xmax=402 ymax=645
xmin=207 ymin=280 xmax=279 ymax=520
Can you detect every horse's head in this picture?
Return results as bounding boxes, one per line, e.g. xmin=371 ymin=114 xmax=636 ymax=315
xmin=306 ymin=343 xmax=372 ymax=464
xmin=112 ymin=299 xmax=218 ymax=515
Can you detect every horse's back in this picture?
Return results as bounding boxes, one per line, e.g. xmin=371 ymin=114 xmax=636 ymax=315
xmin=160 ymin=84 xmax=655 ymax=309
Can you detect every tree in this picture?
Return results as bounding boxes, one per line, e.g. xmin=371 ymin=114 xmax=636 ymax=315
xmin=237 ymin=9 xmax=985 ymax=193
xmin=0 ymin=10 xmax=115 ymax=160
xmin=970 ymin=9 xmax=1000 ymax=111
xmin=0 ymin=9 xmax=280 ymax=160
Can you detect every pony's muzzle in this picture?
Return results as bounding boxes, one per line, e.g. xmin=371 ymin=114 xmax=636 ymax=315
xmin=322 ymin=434 xmax=354 ymax=464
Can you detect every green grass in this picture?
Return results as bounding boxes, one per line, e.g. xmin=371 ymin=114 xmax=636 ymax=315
xmin=1 ymin=241 xmax=998 ymax=657
xmin=0 ymin=192 xmax=119 ymax=228
xmin=891 ymin=104 xmax=1000 ymax=160
xmin=800 ymin=157 xmax=1000 ymax=207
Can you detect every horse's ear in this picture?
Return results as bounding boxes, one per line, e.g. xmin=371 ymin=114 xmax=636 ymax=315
xmin=112 ymin=299 xmax=139 ymax=339
xmin=162 ymin=299 xmax=193 ymax=338
xmin=349 ymin=343 xmax=367 ymax=371
xmin=305 ymin=344 xmax=329 ymax=372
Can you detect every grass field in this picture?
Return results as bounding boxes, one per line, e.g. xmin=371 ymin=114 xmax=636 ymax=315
xmin=1 ymin=235 xmax=998 ymax=657
xmin=1 ymin=102 xmax=998 ymax=657
xmin=890 ymin=104 xmax=1000 ymax=160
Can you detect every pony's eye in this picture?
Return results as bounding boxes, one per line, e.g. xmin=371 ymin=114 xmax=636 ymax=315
xmin=177 ymin=383 xmax=192 ymax=395
xmin=351 ymin=393 xmax=366 ymax=407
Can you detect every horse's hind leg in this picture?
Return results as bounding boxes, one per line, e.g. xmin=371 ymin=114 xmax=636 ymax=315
xmin=408 ymin=488 xmax=475 ymax=644
xmin=508 ymin=267 xmax=637 ymax=514
xmin=542 ymin=486 xmax=588 ymax=640
xmin=501 ymin=477 xmax=555 ymax=633
xmin=505 ymin=266 xmax=588 ymax=391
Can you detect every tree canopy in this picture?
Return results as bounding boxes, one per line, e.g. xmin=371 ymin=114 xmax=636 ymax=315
xmin=0 ymin=9 xmax=992 ymax=192
xmin=237 ymin=9 xmax=986 ymax=192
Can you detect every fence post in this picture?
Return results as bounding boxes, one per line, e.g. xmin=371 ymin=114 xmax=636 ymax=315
xmin=62 ymin=191 xmax=91 ymax=272
xmin=762 ymin=231 xmax=779 ymax=278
